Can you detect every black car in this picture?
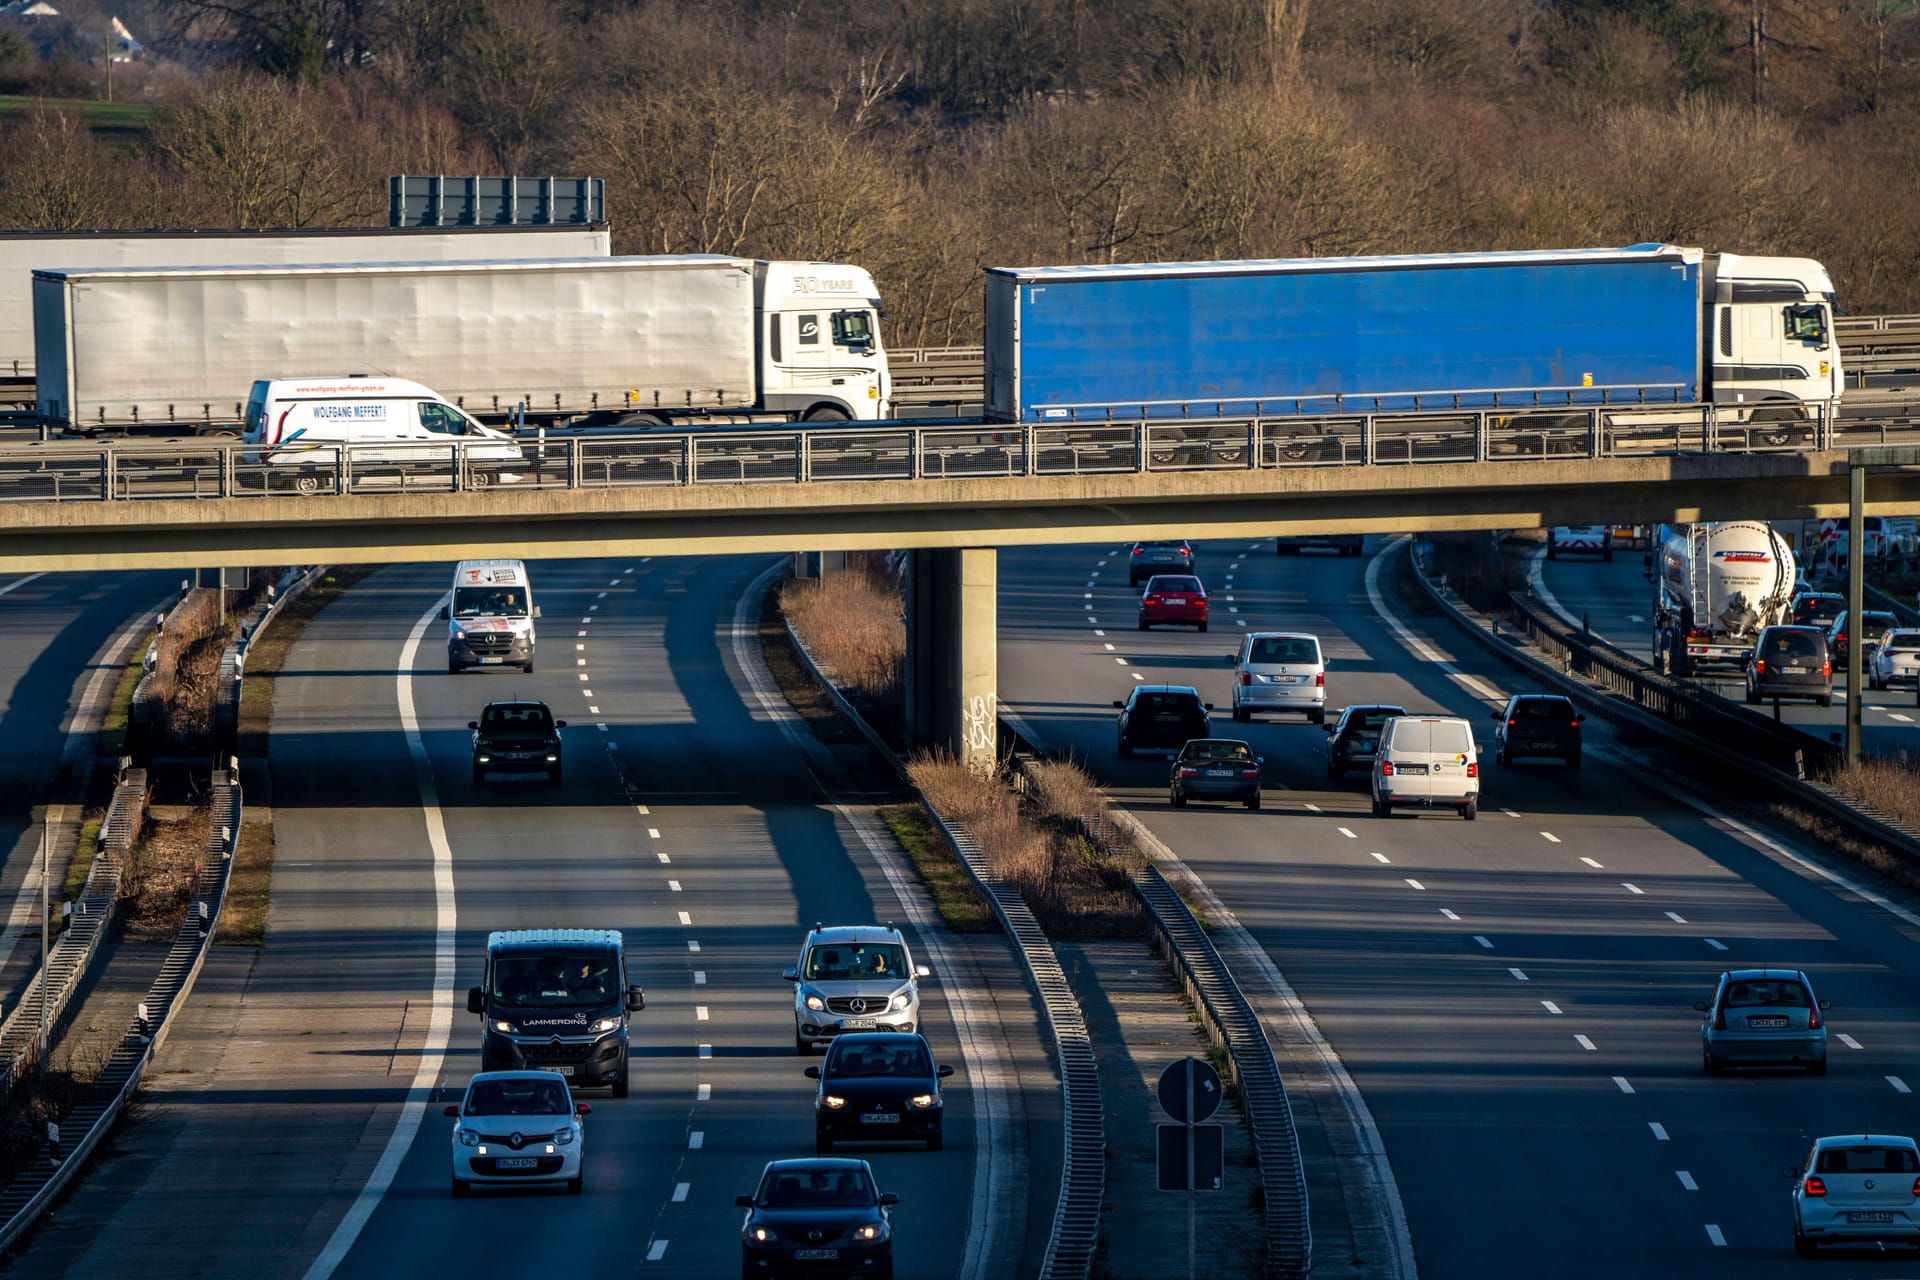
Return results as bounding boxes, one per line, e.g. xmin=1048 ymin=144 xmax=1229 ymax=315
xmin=806 ymin=1032 xmax=952 ymax=1151
xmin=1115 ymin=686 xmax=1212 ymax=756
xmin=1791 ymin=592 xmax=1845 ymax=629
xmin=1128 ymin=539 xmax=1195 ymax=585
xmin=738 ymin=1157 xmax=898 ymax=1279
xmin=1492 ymin=694 xmax=1584 ymax=767
xmin=1827 ymin=609 xmax=1900 ymax=663
xmin=1170 ymin=738 xmax=1263 ymax=809
xmin=470 ymin=701 xmax=566 ymax=784
xmin=1746 ymin=625 xmax=1833 ymax=707
xmin=1324 ymin=704 xmax=1408 ymax=779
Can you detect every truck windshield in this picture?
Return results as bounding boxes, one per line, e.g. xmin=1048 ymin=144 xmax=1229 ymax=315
xmin=490 ymin=953 xmax=618 ymax=1008
xmin=1784 ymin=304 xmax=1828 ymax=344
xmin=453 ymin=586 xmax=528 ymax=618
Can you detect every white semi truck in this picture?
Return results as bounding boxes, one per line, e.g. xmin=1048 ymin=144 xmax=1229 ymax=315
xmin=1650 ymin=521 xmax=1799 ymax=677
xmin=32 ymin=255 xmax=887 ymax=435
xmin=0 ymin=225 xmax=609 ymax=396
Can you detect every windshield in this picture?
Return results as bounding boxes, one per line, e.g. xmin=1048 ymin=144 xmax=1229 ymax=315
xmin=1135 ymin=693 xmax=1201 ymax=715
xmin=453 ymin=586 xmax=529 ymax=619
xmin=1723 ymin=978 xmax=1808 ymax=1008
xmin=1350 ymin=708 xmax=1403 ymax=729
xmin=463 ymin=1076 xmax=571 ymax=1117
xmin=1249 ymin=637 xmax=1319 ymax=664
xmin=1146 ymin=577 xmax=1201 ymax=594
xmin=804 ymin=943 xmax=907 ymax=981
xmin=828 ymin=1040 xmax=933 ymax=1077
xmin=1514 ymin=699 xmax=1573 ymax=720
xmin=490 ymin=952 xmax=618 ymax=1008
xmin=831 ymin=310 xmax=876 ymax=348
xmin=482 ymin=704 xmax=553 ymax=732
xmin=758 ymin=1167 xmax=878 ymax=1208
xmin=1180 ymin=741 xmax=1252 ymax=762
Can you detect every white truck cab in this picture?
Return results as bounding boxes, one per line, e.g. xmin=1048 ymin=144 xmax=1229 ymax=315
xmin=443 ymin=559 xmax=538 ymax=674
xmin=754 ymin=261 xmax=889 ymax=421
xmin=1705 ymin=254 xmax=1843 ymax=416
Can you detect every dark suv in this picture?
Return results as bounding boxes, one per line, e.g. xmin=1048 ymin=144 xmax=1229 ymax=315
xmin=1491 ymin=694 xmax=1585 ymax=768
xmin=1746 ymin=626 xmax=1832 ymax=707
xmin=1325 ymin=704 xmax=1409 ymax=779
xmin=471 ymin=700 xmax=566 ymax=784
xmin=1115 ymin=686 xmax=1211 ymax=756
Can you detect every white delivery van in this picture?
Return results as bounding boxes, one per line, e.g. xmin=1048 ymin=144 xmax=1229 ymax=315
xmin=441 ymin=560 xmax=539 ymax=673
xmin=1370 ymin=715 xmax=1480 ymax=820
xmin=243 ymin=377 xmax=525 ymax=488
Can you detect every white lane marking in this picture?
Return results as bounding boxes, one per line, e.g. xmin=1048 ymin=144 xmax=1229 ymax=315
xmin=1541 ymin=1000 xmax=1561 ymax=1015
xmin=624 ymin=568 xmax=635 ymax=575
xmin=576 ymin=643 xmax=585 ymax=651
xmin=1337 ymin=827 xmax=1357 ymax=839
xmin=1473 ymin=936 xmax=1492 ymax=948
xmin=588 ymin=605 xmax=598 ymax=612
xmin=578 ymin=673 xmax=589 ymax=681
xmin=1370 ymin=852 xmax=1391 ymax=864
xmin=582 ymin=689 xmax=593 ymax=698
xmin=1628 ymin=614 xmax=1645 ymax=623
xmin=1575 ymin=1035 xmax=1596 ymax=1051
xmin=1650 ymin=1123 xmax=1669 ymax=1141
xmin=1622 ymin=883 xmax=1644 ymax=895
xmin=657 ymin=852 xmax=671 ymax=864
xmin=1705 ymin=938 xmax=1728 ymax=951
xmin=581 ymin=617 xmax=592 ymax=624
xmin=648 ymin=828 xmax=661 ymax=839
xmin=1237 ymin=620 xmax=1247 ymax=627
xmin=0 ymin=572 xmax=46 ymax=598
xmin=697 ymin=1083 xmax=711 ymax=1100
xmin=1103 ymin=643 xmax=1115 ymax=651
xmin=596 ymin=591 xmax=608 ymax=599
xmin=1677 ymin=1171 xmax=1697 ymax=1191
xmin=668 ymin=880 xmax=682 ymax=892
xmin=1705 ymin=1225 xmax=1725 ymax=1247
xmin=698 ymin=1044 xmax=712 ymax=1058
xmin=1509 ymin=968 xmax=1529 ymax=981
xmin=1614 ymin=1077 xmax=1635 ymax=1094
xmin=1439 ymin=909 xmax=1460 ymax=921
xmin=577 ymin=658 xmax=587 ymax=667
xmin=1840 ymin=1033 xmax=1863 ymax=1049
xmin=687 ymin=940 xmax=700 ymax=952
xmin=590 ymin=706 xmax=601 ymax=715
xmin=1304 ymin=803 xmax=1321 ymax=813
xmin=577 ymin=630 xmax=587 ymax=637
xmin=1228 ymin=607 xmax=1239 ymax=615
xmin=672 ymin=1183 xmax=690 ymax=1202
xmin=1404 ymin=879 xmax=1425 ymax=891
xmin=1132 ymin=672 xmax=1143 ymax=680
xmin=693 ymin=971 xmax=706 ymax=985
xmin=636 ymin=805 xmax=650 ymax=815
xmin=1891 ymin=1076 xmax=1912 ymax=1094
xmin=1500 ymin=808 xmax=1520 ymax=818
xmin=677 ymin=911 xmax=692 ymax=925
xmin=301 ymin=595 xmax=457 ymax=1280
xmin=1084 ymin=593 xmax=1093 ymax=599
xmin=1090 ymin=617 xmax=1100 ymax=626
xmin=1364 ymin=539 xmax=1506 ymax=703
xmin=688 ymin=1132 xmax=704 ymax=1149
xmin=696 ymin=1006 xmax=709 ymax=1021
xmin=1892 ymin=713 xmax=1916 ymax=723
xmin=1665 ymin=912 xmax=1688 ymax=924
xmin=1224 ymin=596 xmax=1236 ymax=603
xmin=1115 ymin=657 xmax=1127 ymax=665
xmin=1540 ymin=832 xmax=1561 ymax=844
xmin=647 ymin=1241 xmax=669 ymax=1262
xmin=1580 ymin=857 xmax=1603 ymax=869
xmin=1093 ymin=630 xmax=1106 ymax=637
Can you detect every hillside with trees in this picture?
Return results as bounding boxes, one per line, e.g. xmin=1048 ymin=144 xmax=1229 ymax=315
xmin=2 ymin=0 xmax=1916 ymax=345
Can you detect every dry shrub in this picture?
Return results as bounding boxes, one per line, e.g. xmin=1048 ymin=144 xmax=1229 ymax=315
xmin=146 ymin=590 xmax=236 ymax=748
xmin=120 ymin=809 xmax=210 ymax=942
xmin=1824 ymin=755 xmax=1920 ymax=836
xmin=781 ymin=560 xmax=904 ymax=720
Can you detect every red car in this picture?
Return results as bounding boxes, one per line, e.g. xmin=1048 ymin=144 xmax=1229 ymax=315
xmin=1139 ymin=575 xmax=1209 ymax=632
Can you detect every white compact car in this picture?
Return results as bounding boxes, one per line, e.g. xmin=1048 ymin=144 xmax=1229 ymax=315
xmin=1371 ymin=715 xmax=1480 ymax=820
xmin=1789 ymin=1134 xmax=1920 ymax=1256
xmin=446 ymin=1070 xmax=589 ymax=1196
xmin=1868 ymin=628 xmax=1920 ymax=690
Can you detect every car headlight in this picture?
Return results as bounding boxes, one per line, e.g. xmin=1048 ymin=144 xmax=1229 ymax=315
xmin=492 ymin=1020 xmax=513 ymax=1033
xmin=820 ymin=1095 xmax=847 ymax=1110
xmin=803 ymin=993 xmax=826 ymax=1012
xmin=852 ymin=1222 xmax=888 ymax=1241
xmin=458 ymin=1129 xmax=480 ymax=1147
xmin=545 ymin=754 xmax=558 ymax=762
xmin=908 ymin=1093 xmax=939 ymax=1109
xmin=553 ymin=1127 xmax=575 ymax=1145
xmin=477 ymin=755 xmax=492 ymax=764
xmin=452 ymin=628 xmax=467 ymax=641
xmin=749 ymin=1227 xmax=773 ymax=1243
xmin=589 ymin=1016 xmax=621 ymax=1034
xmin=890 ymin=990 xmax=912 ymax=1011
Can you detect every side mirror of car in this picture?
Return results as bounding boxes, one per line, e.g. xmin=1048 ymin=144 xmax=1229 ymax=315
xmin=626 ymin=985 xmax=646 ymax=1011
xmin=915 ymin=965 xmax=931 ymax=979
xmin=1322 ymin=724 xmax=1334 ymax=734
xmin=1692 ymin=1000 xmax=1710 ymax=1012
xmin=1488 ymin=710 xmax=1502 ymax=721
xmin=805 ymin=1066 xmax=821 ymax=1079
xmin=736 ymin=1194 xmax=756 ymax=1208
xmin=439 ymin=605 xmax=450 ymax=620
xmin=1112 ymin=700 xmax=1126 ymax=709
xmin=1783 ymin=1167 xmax=1801 ymax=1180
xmin=443 ymin=1104 xmax=461 ymax=1118
xmin=533 ymin=605 xmax=542 ymax=618
xmin=937 ymin=1064 xmax=954 ymax=1078
xmin=1254 ymin=757 xmax=1264 ymax=765
xmin=879 ymin=1193 xmax=900 ymax=1207
xmin=782 ymin=967 xmax=800 ymax=983
xmin=468 ymin=721 xmax=479 ymax=730
xmin=466 ymin=986 xmax=485 ymax=1014
xmin=1818 ymin=999 xmax=1832 ymax=1010
xmin=1575 ymin=714 xmax=1586 ymax=723
xmin=1223 ymin=654 xmax=1237 ymax=665
xmin=1202 ymin=702 xmax=1214 ymax=711
xmin=555 ymin=720 xmax=568 ymax=729
xmin=576 ymin=1103 xmax=591 ymax=1116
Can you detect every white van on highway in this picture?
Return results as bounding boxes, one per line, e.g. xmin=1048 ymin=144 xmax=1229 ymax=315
xmin=1370 ymin=715 xmax=1481 ymax=820
xmin=243 ymin=376 xmax=525 ymax=476
xmin=442 ymin=559 xmax=539 ymax=673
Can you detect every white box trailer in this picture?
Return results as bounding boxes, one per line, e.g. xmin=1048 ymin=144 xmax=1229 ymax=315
xmin=33 ymin=255 xmax=889 ymax=434
xmin=0 ymin=224 xmax=610 ymax=387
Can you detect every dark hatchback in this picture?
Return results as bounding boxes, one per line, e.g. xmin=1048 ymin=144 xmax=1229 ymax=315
xmin=471 ymin=700 xmax=565 ymax=784
xmin=1491 ymin=694 xmax=1585 ymax=768
xmin=806 ymin=1032 xmax=952 ymax=1151
xmin=1170 ymin=738 xmax=1263 ymax=809
xmin=1324 ymin=704 xmax=1408 ymax=779
xmin=1115 ymin=686 xmax=1212 ymax=756
xmin=1746 ymin=625 xmax=1833 ymax=707
xmin=739 ymin=1157 xmax=898 ymax=1279
xmin=1128 ymin=539 xmax=1195 ymax=585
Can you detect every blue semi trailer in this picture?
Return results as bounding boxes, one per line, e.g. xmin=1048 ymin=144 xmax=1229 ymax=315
xmin=983 ymin=245 xmax=1841 ymax=431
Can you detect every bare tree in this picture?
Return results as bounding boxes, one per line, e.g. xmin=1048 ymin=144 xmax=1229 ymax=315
xmin=153 ymin=74 xmax=373 ymax=226
xmin=0 ymin=108 xmax=117 ymax=229
xmin=453 ymin=0 xmax=567 ymax=172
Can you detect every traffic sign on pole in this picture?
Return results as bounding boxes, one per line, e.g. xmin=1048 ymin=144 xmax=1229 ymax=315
xmin=1155 ymin=1057 xmax=1222 ymax=1124
xmin=1156 ymin=1123 xmax=1225 ymax=1191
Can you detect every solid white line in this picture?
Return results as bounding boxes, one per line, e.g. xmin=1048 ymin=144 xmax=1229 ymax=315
xmin=1650 ymin=1122 xmax=1668 ymax=1140
xmin=301 ymin=595 xmax=457 ymax=1280
xmin=1509 ymin=968 xmax=1529 ymax=981
xmin=0 ymin=572 xmax=45 ymax=599
xmin=1614 ymin=1077 xmax=1634 ymax=1094
xmin=1439 ymin=908 xmax=1460 ymax=921
xmin=1370 ymin=852 xmax=1391 ymax=864
xmin=1473 ymin=936 xmax=1492 ymax=948
xmin=1705 ymin=1225 xmax=1725 ymax=1247
xmin=1364 ymin=539 xmax=1505 ymax=704
xmin=1677 ymin=1170 xmax=1697 ymax=1191
xmin=1665 ymin=912 xmax=1688 ymax=924
xmin=1705 ymin=938 xmax=1728 ymax=951
xmin=1337 ymin=827 xmax=1357 ymax=839
xmin=1526 ymin=543 xmax=1604 ymax=639
xmin=1540 ymin=832 xmax=1561 ymax=844
xmin=1580 ymin=857 xmax=1603 ymax=869
xmin=1890 ymin=1076 xmax=1911 ymax=1094
xmin=672 ymin=1183 xmax=689 ymax=1202
xmin=1623 ymin=883 xmax=1644 ymax=895
xmin=1404 ymin=879 xmax=1425 ymax=891
xmin=1840 ymin=1033 xmax=1863 ymax=1049
xmin=1575 ymin=1034 xmax=1596 ymax=1051
xmin=647 ymin=1241 xmax=669 ymax=1262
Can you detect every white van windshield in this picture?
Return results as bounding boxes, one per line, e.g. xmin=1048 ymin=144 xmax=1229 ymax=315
xmin=453 ymin=586 xmax=529 ymax=619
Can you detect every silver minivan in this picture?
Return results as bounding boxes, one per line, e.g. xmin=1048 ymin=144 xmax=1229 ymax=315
xmin=1226 ymin=632 xmax=1326 ymax=724
xmin=1371 ymin=715 xmax=1480 ymax=820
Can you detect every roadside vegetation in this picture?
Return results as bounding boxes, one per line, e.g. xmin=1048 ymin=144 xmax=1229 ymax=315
xmin=778 ymin=556 xmax=905 ymax=746
xmin=215 ymin=819 xmax=274 ymax=947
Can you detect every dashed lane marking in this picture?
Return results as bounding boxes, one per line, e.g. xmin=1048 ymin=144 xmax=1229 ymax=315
xmin=1405 ymin=879 xmax=1425 ymax=891
xmin=1540 ymin=832 xmax=1561 ymax=843
xmin=1509 ymin=968 xmax=1529 ymax=981
xmin=1439 ymin=909 xmax=1459 ymax=921
xmin=1575 ymin=1035 xmax=1597 ymax=1051
xmin=1473 ymin=936 xmax=1492 ymax=948
xmin=1623 ymin=883 xmax=1644 ymax=895
xmin=1580 ymin=857 xmax=1603 ymax=869
xmin=696 ymin=1006 xmax=709 ymax=1021
xmin=672 ymin=1183 xmax=689 ymax=1202
xmin=668 ymin=880 xmax=682 ymax=892
xmin=1650 ymin=1123 xmax=1669 ymax=1141
xmin=1705 ymin=938 xmax=1728 ymax=951
xmin=677 ymin=911 xmax=692 ymax=925
xmin=647 ymin=1241 xmax=669 ymax=1262
xmin=1614 ymin=1078 xmax=1635 ymax=1094
xmin=1541 ymin=1001 xmax=1561 ymax=1015
xmin=687 ymin=941 xmax=700 ymax=952
xmin=1840 ymin=1034 xmax=1863 ymax=1049
xmin=1677 ymin=1171 xmax=1697 ymax=1191
xmin=1705 ymin=1226 xmax=1725 ymax=1247
xmin=1337 ymin=827 xmax=1357 ymax=838
xmin=1370 ymin=852 xmax=1391 ymax=864
xmin=697 ymin=1082 xmax=711 ymax=1099
xmin=1665 ymin=912 xmax=1687 ymax=924
xmin=693 ymin=972 xmax=705 ymax=985
xmin=1891 ymin=1076 xmax=1912 ymax=1094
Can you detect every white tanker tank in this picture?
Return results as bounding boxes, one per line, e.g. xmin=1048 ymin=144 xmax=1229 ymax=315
xmin=1650 ymin=521 xmax=1797 ymax=677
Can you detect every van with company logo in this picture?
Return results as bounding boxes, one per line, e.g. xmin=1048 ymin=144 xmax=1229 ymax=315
xmin=242 ymin=376 xmax=525 ymax=492
xmin=467 ymin=929 xmax=645 ymax=1097
xmin=1370 ymin=715 xmax=1481 ymax=820
xmin=441 ymin=559 xmax=539 ymax=673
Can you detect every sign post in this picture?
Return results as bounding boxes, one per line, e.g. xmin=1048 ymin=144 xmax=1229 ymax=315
xmin=1155 ymin=1057 xmax=1224 ymax=1279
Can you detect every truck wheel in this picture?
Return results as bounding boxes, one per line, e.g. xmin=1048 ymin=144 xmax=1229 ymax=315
xmin=1245 ymin=792 xmax=1261 ymax=811
xmin=472 ymin=765 xmax=485 ymax=786
xmin=1118 ymin=739 xmax=1133 ymax=758
xmin=1818 ymin=694 xmax=1833 ymax=708
xmin=1170 ymin=789 xmax=1186 ymax=808
xmin=448 ymin=660 xmax=462 ymax=674
xmin=1197 ymin=621 xmax=1208 ymax=633
xmin=467 ymin=470 xmax=491 ymax=490
xmin=548 ymin=765 xmax=563 ymax=785
xmin=1232 ymin=707 xmax=1248 ymax=723
xmin=804 ymin=406 xmax=850 ymax=423
xmin=1460 ymin=799 xmax=1478 ymax=820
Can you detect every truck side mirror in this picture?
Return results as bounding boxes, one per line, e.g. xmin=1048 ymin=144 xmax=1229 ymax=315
xmin=626 ymin=985 xmax=646 ymax=1011
xmin=439 ymin=605 xmax=450 ymax=620
xmin=466 ymin=986 xmax=485 ymax=1014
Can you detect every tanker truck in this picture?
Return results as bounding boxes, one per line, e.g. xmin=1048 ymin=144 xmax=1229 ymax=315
xmin=1650 ymin=521 xmax=1798 ymax=677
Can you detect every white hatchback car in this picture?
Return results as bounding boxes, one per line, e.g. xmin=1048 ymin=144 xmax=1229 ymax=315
xmin=446 ymin=1070 xmax=589 ymax=1196
xmin=1868 ymin=628 xmax=1920 ymax=690
xmin=1788 ymin=1134 xmax=1920 ymax=1256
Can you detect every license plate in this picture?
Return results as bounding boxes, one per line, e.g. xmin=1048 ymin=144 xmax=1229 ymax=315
xmin=1783 ymin=666 xmax=1807 ymax=674
xmin=496 ymin=1157 xmax=537 ymax=1169
xmin=1746 ymin=1017 xmax=1788 ymax=1029
xmin=480 ymin=656 xmax=506 ymax=665
xmin=1527 ymin=741 xmax=1554 ymax=750
xmin=794 ymin=1249 xmax=839 ymax=1261
xmin=840 ymin=1018 xmax=878 ymax=1029
xmin=1849 ymin=1212 xmax=1895 ymax=1224
xmin=860 ymin=1113 xmax=901 ymax=1125
xmin=1396 ymin=763 xmax=1429 ymax=774
xmin=1277 ymin=675 xmax=1301 ymax=684
xmin=1206 ymin=769 xmax=1234 ymax=777
xmin=536 ymin=1065 xmax=574 ymax=1076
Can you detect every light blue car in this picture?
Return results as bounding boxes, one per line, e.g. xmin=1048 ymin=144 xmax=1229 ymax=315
xmin=1695 ymin=968 xmax=1828 ymax=1075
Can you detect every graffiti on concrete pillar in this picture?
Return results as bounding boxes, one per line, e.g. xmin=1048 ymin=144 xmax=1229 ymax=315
xmin=962 ymin=691 xmax=997 ymax=764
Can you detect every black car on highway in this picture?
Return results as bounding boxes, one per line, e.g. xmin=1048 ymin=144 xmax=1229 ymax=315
xmin=738 ymin=1157 xmax=898 ymax=1278
xmin=1323 ymin=704 xmax=1408 ymax=779
xmin=1169 ymin=738 xmax=1262 ymax=809
xmin=1746 ymin=625 xmax=1833 ymax=707
xmin=1491 ymin=694 xmax=1585 ymax=768
xmin=1127 ymin=539 xmax=1195 ymax=585
xmin=806 ymin=1032 xmax=952 ymax=1151
xmin=1115 ymin=686 xmax=1212 ymax=756
xmin=470 ymin=700 xmax=565 ymax=785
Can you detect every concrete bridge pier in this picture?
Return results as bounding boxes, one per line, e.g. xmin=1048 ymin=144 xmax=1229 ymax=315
xmin=904 ymin=547 xmax=998 ymax=769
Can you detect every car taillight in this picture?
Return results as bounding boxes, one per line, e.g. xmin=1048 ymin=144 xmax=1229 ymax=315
xmin=1910 ymin=1175 xmax=1920 ymax=1197
xmin=1466 ymin=762 xmax=1478 ymax=778
xmin=1507 ymin=717 xmax=1518 ymax=726
xmin=1754 ymin=659 xmax=1767 ymax=675
xmin=1570 ymin=721 xmax=1579 ymax=729
xmin=1239 ymin=672 xmax=1251 ymax=686
xmin=1179 ymin=767 xmax=1199 ymax=777
xmin=1131 ymin=547 xmax=1143 ymax=555
xmin=1823 ymin=661 xmax=1832 ymax=677
xmin=1178 ymin=546 xmax=1190 ymax=555
xmin=1315 ymin=673 xmax=1324 ymax=687
xmin=1807 ymin=1002 xmax=1822 ymax=1030
xmin=1804 ymin=1176 xmax=1826 ymax=1197
xmin=1381 ymin=761 xmax=1395 ymax=776
xmin=1713 ymin=1005 xmax=1726 ymax=1031
xmin=1240 ymin=768 xmax=1259 ymax=778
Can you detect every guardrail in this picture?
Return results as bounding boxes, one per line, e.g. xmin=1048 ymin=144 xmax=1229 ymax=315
xmin=0 ymin=769 xmax=240 ymax=1251
xmin=1 ymin=400 xmax=1911 ymax=505
xmin=213 ymin=566 xmax=319 ymax=756
xmin=776 ymin=614 xmax=1103 ymax=1280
